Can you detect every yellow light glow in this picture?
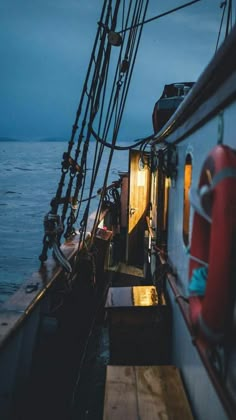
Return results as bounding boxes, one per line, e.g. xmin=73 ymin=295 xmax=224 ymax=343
xmin=132 ymin=286 xmax=158 ymax=306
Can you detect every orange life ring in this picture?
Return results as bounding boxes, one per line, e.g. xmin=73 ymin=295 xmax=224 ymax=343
xmin=189 ymin=145 xmax=236 ymax=342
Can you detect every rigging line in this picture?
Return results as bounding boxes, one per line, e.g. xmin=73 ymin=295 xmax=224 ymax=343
xmin=215 ymin=1 xmax=227 ymax=53
xmin=78 ymin=66 xmax=111 ymax=227
xmin=116 ymin=0 xmax=147 ymax=103
xmin=77 ymin=13 xmax=115 ymax=181
xmin=52 ymin=0 xmax=110 ymax=221
xmin=51 ymin=0 xmax=109 ymax=216
xmin=122 ymin=0 xmax=126 ymax=32
xmin=106 ymin=0 xmax=145 ymax=144
xmin=88 ymin=0 xmax=135 ymax=191
xmin=72 ymin=26 xmax=117 ymax=237
xmin=118 ymin=0 xmax=202 ymax=33
xmin=69 ymin=0 xmax=108 ymax=149
xmin=90 ymin=4 xmax=120 ymax=127
xmin=97 ymin=0 xmax=134 ymax=145
xmin=101 ymin=76 xmax=123 ymax=147
xmin=78 ymin=0 xmax=122 ymax=246
xmin=119 ymin=0 xmax=143 ymax=74
xmin=93 ymin=43 xmax=123 ymax=161
xmin=91 ymin=98 xmax=110 ymax=191
xmin=122 ymin=0 xmax=141 ymax=61
xmin=60 ymin=23 xmax=111 ymax=230
xmin=225 ymin=0 xmax=232 ymax=38
xmin=73 ymin=160 xmax=88 ymax=227
xmin=90 ymin=127 xmax=154 ymax=151
xmin=72 ymin=0 xmax=113 ymax=164
xmin=76 ymin=160 xmax=87 ymax=217
xmin=81 ymin=0 xmax=136 ymax=220
xmin=91 ymin=69 xmax=110 ymax=187
xmin=114 ymin=81 xmax=120 ymax=133
xmin=91 ymin=1 xmax=150 ymax=240
xmin=90 ymin=136 xmax=117 ymax=244
xmin=61 ymin=174 xmax=75 ymax=229
xmin=74 ymin=2 xmax=113 ymax=160
xmin=89 ymin=35 xmax=114 ymax=129
xmin=81 ymin=49 xmax=111 ymax=191
xmin=66 ymin=1 xmax=114 ymax=224
xmin=114 ymin=0 xmax=149 ymax=138
xmin=89 ymin=0 xmax=153 ymax=152
xmin=74 ymin=194 xmax=98 ymax=205
xmin=83 ymin=47 xmax=122 ymax=243
xmin=102 ymin=1 xmax=140 ymax=136
xmin=89 ymin=87 xmax=127 ymax=239
xmin=75 ymin=0 xmax=146 ymax=241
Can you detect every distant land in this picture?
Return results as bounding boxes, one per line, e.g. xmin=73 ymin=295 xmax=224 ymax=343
xmin=0 ymin=136 xmax=67 ymax=142
xmin=0 ymin=135 xmax=141 ymax=144
xmin=0 ymin=136 xmax=21 ymax=142
xmin=0 ymin=136 xmax=132 ymax=143
xmin=38 ymin=137 xmax=67 ymax=142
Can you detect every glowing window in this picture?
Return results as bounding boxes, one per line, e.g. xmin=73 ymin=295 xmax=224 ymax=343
xmin=183 ymin=154 xmax=192 ymax=246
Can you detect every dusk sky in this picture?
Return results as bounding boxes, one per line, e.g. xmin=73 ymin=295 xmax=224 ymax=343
xmin=0 ymin=1 xmax=231 ymax=141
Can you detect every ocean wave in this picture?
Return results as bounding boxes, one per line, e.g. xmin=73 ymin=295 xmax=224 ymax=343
xmin=0 ymin=283 xmax=19 ymax=293
xmin=0 ymin=141 xmax=128 ymax=303
xmin=14 ymin=167 xmax=33 ymax=171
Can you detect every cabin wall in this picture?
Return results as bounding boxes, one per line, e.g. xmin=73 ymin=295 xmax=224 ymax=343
xmin=165 ymin=102 xmax=236 ymax=420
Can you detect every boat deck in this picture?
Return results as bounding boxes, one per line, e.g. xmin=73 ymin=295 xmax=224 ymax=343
xmin=70 ymin=262 xmax=172 ymax=419
xmin=71 ymin=262 xmax=146 ymax=419
xmin=17 ymin=262 xmax=189 ymax=420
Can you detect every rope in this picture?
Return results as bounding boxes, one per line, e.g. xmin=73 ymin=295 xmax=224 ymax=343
xmin=41 ymin=0 xmax=154 ymax=265
xmin=89 ymin=0 xmax=150 ymax=241
xmin=39 ymin=0 xmax=112 ymax=262
xmin=118 ymin=0 xmax=202 ymax=33
xmin=225 ymin=0 xmax=232 ymax=38
xmin=85 ymin=0 xmax=134 ymax=206
xmin=63 ymin=1 xmax=115 ymax=239
xmin=90 ymin=125 xmax=154 ymax=150
xmin=77 ymin=0 xmax=123 ymax=248
xmin=215 ymin=1 xmax=227 ymax=53
xmin=113 ymin=0 xmax=148 ymax=139
xmin=52 ymin=0 xmax=109 ymax=216
xmin=63 ymin=1 xmax=113 ymax=235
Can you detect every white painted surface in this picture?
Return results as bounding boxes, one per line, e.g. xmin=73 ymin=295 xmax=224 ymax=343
xmin=165 ymin=101 xmax=236 ymax=419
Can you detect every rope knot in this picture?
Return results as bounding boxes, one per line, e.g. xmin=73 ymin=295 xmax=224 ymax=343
xmin=44 ymin=212 xmax=63 ymax=240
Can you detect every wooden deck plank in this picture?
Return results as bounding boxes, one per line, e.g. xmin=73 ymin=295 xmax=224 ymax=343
xmin=136 ymin=366 xmax=169 ymax=419
xmin=103 ymin=366 xmax=138 ymax=420
xmin=136 ymin=366 xmax=193 ymax=420
xmin=103 ymin=365 xmax=193 ymax=420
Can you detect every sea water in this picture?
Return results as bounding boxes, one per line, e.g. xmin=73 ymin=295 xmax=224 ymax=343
xmin=0 ymin=141 xmax=128 ymax=304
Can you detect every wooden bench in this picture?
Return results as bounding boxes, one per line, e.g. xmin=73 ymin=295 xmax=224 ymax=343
xmin=103 ymin=365 xmax=193 ymax=420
